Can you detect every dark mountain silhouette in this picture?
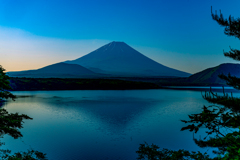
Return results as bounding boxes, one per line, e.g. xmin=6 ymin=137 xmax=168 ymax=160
xmin=65 ymin=41 xmax=191 ymax=77
xmin=186 ymin=63 xmax=240 ymax=85
xmin=7 ymin=62 xmax=100 ymax=78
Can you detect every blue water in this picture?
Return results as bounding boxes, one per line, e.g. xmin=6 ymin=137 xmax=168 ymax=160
xmin=1 ymin=89 xmax=239 ymax=159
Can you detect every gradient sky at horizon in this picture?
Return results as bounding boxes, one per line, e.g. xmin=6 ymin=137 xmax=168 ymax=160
xmin=1 ymin=0 xmax=240 ymax=74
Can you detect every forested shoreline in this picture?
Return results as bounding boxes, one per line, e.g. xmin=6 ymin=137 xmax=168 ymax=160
xmin=8 ymin=77 xmax=229 ymax=91
xmin=9 ymin=77 xmax=162 ymax=91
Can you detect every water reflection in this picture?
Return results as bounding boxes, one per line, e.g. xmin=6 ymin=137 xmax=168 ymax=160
xmin=1 ymin=90 xmax=229 ymax=159
xmin=39 ymin=96 xmax=159 ymax=130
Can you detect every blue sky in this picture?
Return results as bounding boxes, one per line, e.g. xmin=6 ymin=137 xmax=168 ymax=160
xmin=1 ymin=0 xmax=240 ymax=73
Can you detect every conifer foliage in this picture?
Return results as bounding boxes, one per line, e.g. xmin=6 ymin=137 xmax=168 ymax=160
xmin=0 ymin=66 xmax=15 ymax=102
xmin=137 ymin=7 xmax=240 ymax=159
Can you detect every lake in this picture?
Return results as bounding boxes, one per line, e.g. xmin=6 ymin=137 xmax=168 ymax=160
xmin=1 ymin=88 xmax=240 ymax=159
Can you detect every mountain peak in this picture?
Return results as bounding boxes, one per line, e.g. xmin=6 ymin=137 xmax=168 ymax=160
xmin=109 ymin=41 xmax=124 ymax=44
xmin=107 ymin=41 xmax=126 ymax=47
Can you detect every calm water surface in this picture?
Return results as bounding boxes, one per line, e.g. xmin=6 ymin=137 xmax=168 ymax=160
xmin=2 ymin=89 xmax=240 ymax=160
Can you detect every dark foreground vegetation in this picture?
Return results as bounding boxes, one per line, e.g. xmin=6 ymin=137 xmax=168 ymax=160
xmin=9 ymin=77 xmax=162 ymax=91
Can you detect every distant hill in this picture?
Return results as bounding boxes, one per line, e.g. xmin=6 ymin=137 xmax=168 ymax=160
xmin=7 ymin=62 xmax=101 ymax=78
xmin=65 ymin=41 xmax=191 ymax=77
xmin=186 ymin=63 xmax=240 ymax=85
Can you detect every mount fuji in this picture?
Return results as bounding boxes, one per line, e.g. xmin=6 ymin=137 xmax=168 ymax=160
xmin=65 ymin=41 xmax=191 ymax=77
